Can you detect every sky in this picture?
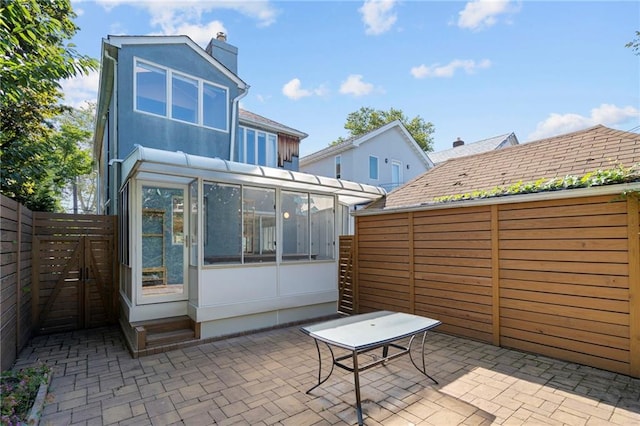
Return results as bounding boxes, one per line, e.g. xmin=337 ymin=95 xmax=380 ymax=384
xmin=64 ymin=0 xmax=640 ymax=156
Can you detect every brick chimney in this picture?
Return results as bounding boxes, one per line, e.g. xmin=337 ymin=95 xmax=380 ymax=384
xmin=453 ymin=137 xmax=464 ymax=148
xmin=205 ymin=32 xmax=238 ymax=74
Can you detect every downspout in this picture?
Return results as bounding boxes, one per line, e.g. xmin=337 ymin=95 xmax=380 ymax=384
xmin=104 ymin=49 xmax=118 ymax=213
xmin=229 ymin=86 xmax=249 ymax=161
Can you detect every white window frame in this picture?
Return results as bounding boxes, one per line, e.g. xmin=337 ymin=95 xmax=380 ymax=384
xmin=369 ymin=155 xmax=379 ymax=180
xmin=237 ymin=125 xmax=278 ymax=167
xmin=391 ymin=160 xmax=403 ymax=186
xmin=133 ymin=57 xmax=229 ymax=133
xmin=335 ymin=155 xmax=341 ymax=179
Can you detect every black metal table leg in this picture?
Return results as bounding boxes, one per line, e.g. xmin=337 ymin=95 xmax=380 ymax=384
xmin=408 ymin=331 xmax=438 ymax=384
xmin=306 ymin=338 xmax=335 ymax=394
xmin=352 ymin=350 xmax=363 ymax=426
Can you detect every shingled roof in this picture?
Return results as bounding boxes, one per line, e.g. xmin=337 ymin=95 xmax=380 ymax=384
xmin=239 ymin=109 xmax=308 ymax=139
xmin=428 ymin=132 xmax=519 ymax=164
xmin=373 ymin=125 xmax=640 ymax=210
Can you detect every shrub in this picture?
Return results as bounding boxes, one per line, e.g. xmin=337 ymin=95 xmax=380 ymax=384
xmin=0 ymin=363 xmax=51 ymax=425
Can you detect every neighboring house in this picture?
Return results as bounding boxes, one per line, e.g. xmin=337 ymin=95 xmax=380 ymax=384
xmin=427 ymin=132 xmax=519 ymax=165
xmin=299 ymin=120 xmax=434 ymax=193
xmin=368 ymin=125 xmax=639 ymax=209
xmin=93 ymin=33 xmax=385 ymax=354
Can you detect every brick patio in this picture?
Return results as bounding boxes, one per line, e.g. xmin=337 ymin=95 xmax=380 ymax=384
xmin=11 ymin=323 xmax=640 ymax=425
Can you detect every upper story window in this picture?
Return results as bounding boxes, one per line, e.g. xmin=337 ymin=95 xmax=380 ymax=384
xmin=236 ymin=126 xmax=277 ymax=167
xmin=171 ymin=73 xmax=198 ymax=123
xmin=369 ymin=155 xmax=379 ymax=180
xmin=335 ymin=155 xmax=341 ymax=179
xmin=134 ymin=58 xmax=229 ymax=132
xmin=135 ymin=62 xmax=166 ymax=116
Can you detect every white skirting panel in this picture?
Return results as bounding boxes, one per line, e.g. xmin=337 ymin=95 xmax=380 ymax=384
xmin=199 ymin=301 xmax=336 ymax=340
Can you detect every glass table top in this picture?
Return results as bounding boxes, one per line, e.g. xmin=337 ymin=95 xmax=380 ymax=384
xmin=301 ymin=311 xmax=441 ymax=351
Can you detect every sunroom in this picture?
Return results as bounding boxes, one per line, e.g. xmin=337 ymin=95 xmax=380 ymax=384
xmin=116 ymin=145 xmax=385 ymax=351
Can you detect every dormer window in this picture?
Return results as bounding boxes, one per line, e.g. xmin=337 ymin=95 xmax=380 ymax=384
xmin=134 ymin=58 xmax=229 ymax=132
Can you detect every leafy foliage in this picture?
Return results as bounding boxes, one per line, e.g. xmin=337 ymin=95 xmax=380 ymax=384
xmin=0 ymin=363 xmax=51 ymax=425
xmin=626 ymin=30 xmax=640 ymax=55
xmin=0 ymin=0 xmax=98 ymax=211
xmin=55 ymin=103 xmax=96 ymax=213
xmin=331 ymin=107 xmax=435 ymax=152
xmin=433 ymin=163 xmax=640 ymax=203
xmin=0 ymin=0 xmax=96 ymax=103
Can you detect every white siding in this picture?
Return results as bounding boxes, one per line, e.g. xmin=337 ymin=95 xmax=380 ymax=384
xmin=301 ymin=126 xmax=429 ymax=190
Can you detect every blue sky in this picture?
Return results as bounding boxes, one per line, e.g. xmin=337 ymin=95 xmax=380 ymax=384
xmin=65 ymin=0 xmax=640 ymax=156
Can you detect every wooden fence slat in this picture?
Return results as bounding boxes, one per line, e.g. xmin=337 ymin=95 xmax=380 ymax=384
xmin=354 ymin=193 xmax=638 ymax=377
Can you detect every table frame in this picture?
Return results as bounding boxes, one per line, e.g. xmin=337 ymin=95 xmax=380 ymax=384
xmin=301 ymin=312 xmax=441 ymax=425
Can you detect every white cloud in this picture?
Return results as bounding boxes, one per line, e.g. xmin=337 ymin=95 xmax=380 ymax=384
xmin=528 ymin=104 xmax=640 ymax=141
xmin=96 ymin=0 xmax=278 ymax=38
xmin=410 ymin=59 xmax=491 ymax=78
xmin=172 ymin=21 xmax=226 ymax=46
xmin=61 ymin=71 xmax=100 ymax=108
xmin=282 ymin=78 xmax=326 ymax=100
xmin=359 ymin=0 xmax=398 ymax=35
xmin=457 ymin=0 xmax=517 ymax=31
xmin=339 ymin=74 xmax=374 ymax=97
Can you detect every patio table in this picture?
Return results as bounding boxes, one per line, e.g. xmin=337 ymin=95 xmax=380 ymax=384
xmin=301 ymin=311 xmax=441 ymax=425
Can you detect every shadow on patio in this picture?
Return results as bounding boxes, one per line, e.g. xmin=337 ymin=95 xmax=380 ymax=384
xmin=12 ymin=323 xmax=640 ymax=425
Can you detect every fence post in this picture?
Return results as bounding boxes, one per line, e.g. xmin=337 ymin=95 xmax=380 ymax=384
xmin=491 ymin=204 xmax=500 ymax=346
xmin=628 ymin=196 xmax=639 ymax=377
xmin=408 ymin=212 xmax=415 ymax=314
xmin=15 ymin=203 xmax=22 ymax=357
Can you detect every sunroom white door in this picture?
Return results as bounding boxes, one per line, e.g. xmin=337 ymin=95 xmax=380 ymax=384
xmin=138 ymin=183 xmax=189 ymax=304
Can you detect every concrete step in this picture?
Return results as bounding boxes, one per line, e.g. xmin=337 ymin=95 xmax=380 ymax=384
xmin=146 ymin=328 xmax=196 ymax=348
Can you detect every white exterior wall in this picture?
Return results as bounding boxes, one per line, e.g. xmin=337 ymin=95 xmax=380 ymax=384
xmin=301 ymin=126 xmax=430 ymax=189
xmin=194 ymin=262 xmax=337 ymax=338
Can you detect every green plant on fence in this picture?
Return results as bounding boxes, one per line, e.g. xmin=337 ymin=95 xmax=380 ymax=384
xmin=0 ymin=363 xmax=51 ymax=425
xmin=434 ymin=163 xmax=640 ymax=203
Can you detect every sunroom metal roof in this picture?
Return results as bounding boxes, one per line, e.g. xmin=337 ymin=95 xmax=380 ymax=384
xmin=121 ymin=145 xmax=386 ymax=205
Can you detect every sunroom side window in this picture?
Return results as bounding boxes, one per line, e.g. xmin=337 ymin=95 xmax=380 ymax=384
xmin=203 ymin=183 xmax=241 ymax=264
xmin=310 ymin=194 xmax=334 ymax=260
xmin=281 ymin=191 xmax=309 ymax=261
xmin=243 ymin=187 xmax=276 ymax=263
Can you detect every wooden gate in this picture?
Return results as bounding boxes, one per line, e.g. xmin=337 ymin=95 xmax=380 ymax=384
xmin=32 ymin=213 xmax=117 ymax=334
xmin=338 ymin=235 xmax=355 ymax=315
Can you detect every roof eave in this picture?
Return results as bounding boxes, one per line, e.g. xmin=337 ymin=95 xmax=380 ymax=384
xmin=122 ymin=145 xmax=386 ymax=206
xmin=239 ymin=116 xmax=308 ymax=139
xmin=106 ymin=35 xmax=248 ymax=90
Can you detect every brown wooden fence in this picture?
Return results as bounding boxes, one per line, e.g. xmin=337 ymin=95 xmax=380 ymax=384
xmin=33 ymin=212 xmax=118 ymax=334
xmin=1 ymin=196 xmax=34 ymax=371
xmin=353 ymin=193 xmax=640 ymax=378
xmin=338 ymin=235 xmax=355 ymax=315
xmin=1 ymin=195 xmax=118 ymax=370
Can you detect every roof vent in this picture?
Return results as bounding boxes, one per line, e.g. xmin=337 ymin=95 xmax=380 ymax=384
xmin=216 ymin=32 xmax=227 ymax=41
xmin=453 ymin=137 xmax=464 ymax=148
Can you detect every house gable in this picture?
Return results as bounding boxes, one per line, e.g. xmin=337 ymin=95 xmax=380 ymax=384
xmin=300 ymin=121 xmax=433 ymax=190
xmin=377 ymin=125 xmax=640 ymax=210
